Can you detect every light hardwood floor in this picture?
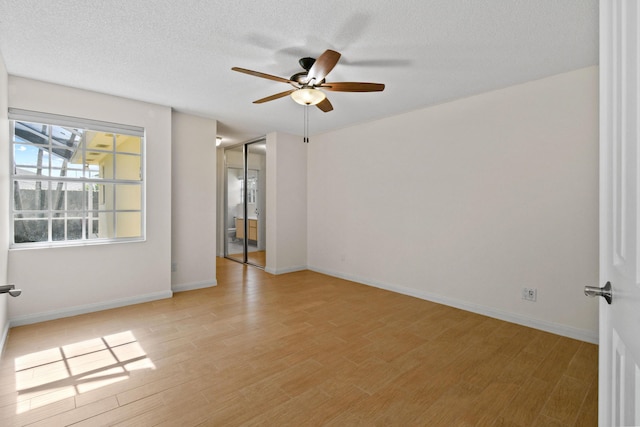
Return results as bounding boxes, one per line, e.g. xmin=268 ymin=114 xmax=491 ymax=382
xmin=0 ymin=257 xmax=597 ymax=426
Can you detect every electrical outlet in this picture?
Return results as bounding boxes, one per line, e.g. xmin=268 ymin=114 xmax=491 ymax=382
xmin=522 ymin=287 xmax=537 ymax=302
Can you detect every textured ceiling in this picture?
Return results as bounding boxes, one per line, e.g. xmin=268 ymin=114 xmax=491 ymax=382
xmin=0 ymin=0 xmax=598 ymax=145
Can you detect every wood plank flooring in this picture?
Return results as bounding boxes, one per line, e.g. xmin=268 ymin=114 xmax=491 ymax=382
xmin=0 ymin=257 xmax=598 ymax=426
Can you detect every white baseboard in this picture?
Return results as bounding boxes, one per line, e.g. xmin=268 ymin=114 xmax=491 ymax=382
xmin=9 ymin=290 xmax=174 ymax=327
xmin=172 ymin=280 xmax=217 ymax=293
xmin=264 ymin=265 xmax=307 ymax=275
xmin=308 ymin=266 xmax=598 ymax=345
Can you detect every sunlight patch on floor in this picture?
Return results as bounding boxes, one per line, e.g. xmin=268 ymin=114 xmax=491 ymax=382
xmin=14 ymin=330 xmax=154 ymax=414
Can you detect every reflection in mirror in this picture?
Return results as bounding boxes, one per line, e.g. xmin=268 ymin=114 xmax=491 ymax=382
xmin=225 ymin=145 xmax=245 ymax=264
xmin=224 ymin=140 xmax=266 ymax=268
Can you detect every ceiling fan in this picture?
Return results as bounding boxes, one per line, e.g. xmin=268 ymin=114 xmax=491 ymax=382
xmin=231 ymin=49 xmax=385 ymax=112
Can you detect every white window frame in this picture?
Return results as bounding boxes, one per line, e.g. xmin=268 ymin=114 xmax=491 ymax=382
xmin=9 ymin=108 xmax=146 ymax=248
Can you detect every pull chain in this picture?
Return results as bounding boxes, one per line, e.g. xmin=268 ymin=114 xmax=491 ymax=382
xmin=303 ymin=105 xmax=309 ymax=143
xmin=302 ymin=105 xmax=309 ymax=144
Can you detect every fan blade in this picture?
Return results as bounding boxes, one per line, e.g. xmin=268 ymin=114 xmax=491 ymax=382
xmin=306 ymin=50 xmax=341 ymax=84
xmin=316 ymin=97 xmax=333 ymax=112
xmin=253 ymin=89 xmax=296 ymax=104
xmin=232 ymin=67 xmax=294 ymax=84
xmin=319 ymin=82 xmax=385 ymax=92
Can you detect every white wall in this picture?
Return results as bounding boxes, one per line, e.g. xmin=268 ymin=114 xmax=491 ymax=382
xmin=266 ymin=132 xmax=307 ymax=274
xmin=0 ymin=53 xmax=9 ymax=350
xmin=171 ymin=112 xmax=217 ymax=291
xmin=308 ymin=67 xmax=599 ymax=342
xmin=7 ymin=77 xmax=173 ymax=325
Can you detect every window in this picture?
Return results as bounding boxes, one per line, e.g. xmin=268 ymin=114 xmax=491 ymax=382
xmin=9 ymin=109 xmax=144 ymax=247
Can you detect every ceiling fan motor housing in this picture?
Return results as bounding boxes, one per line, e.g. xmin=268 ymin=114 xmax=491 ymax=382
xmin=291 ymin=57 xmax=319 ymax=84
xmin=290 ymin=71 xmax=308 ymax=84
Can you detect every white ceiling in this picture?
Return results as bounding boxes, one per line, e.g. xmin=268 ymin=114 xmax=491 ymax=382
xmin=0 ymin=1 xmax=598 ymax=145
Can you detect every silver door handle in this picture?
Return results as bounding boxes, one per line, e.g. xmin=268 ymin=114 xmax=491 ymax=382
xmin=584 ymin=281 xmax=612 ymax=304
xmin=0 ymin=284 xmax=21 ymax=297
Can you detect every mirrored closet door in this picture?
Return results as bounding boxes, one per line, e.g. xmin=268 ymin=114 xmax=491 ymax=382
xmin=224 ymin=139 xmax=266 ymax=267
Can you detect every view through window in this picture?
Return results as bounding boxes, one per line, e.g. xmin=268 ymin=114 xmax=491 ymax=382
xmin=9 ymin=110 xmax=144 ymax=246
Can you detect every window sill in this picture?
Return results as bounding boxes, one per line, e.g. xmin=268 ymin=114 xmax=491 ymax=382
xmin=9 ymin=237 xmax=146 ymax=251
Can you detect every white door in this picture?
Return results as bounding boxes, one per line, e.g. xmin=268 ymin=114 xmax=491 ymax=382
xmin=598 ymin=0 xmax=640 ymax=425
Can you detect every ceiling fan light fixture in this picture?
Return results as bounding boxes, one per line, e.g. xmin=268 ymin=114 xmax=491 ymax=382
xmin=291 ymin=88 xmax=326 ymax=106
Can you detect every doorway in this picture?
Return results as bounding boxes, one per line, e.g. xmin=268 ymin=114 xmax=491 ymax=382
xmin=224 ymin=139 xmax=266 ymax=267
